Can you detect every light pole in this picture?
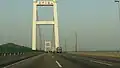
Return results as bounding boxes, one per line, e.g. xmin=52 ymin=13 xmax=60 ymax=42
xmin=115 ymin=0 xmax=120 ymax=53
xmin=75 ymin=32 xmax=77 ymax=52
xmin=115 ymin=0 xmax=120 ymax=22
xmin=65 ymin=39 xmax=67 ymax=52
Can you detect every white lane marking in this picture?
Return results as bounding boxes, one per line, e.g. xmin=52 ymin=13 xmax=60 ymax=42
xmin=52 ymin=56 xmax=54 ymax=58
xmin=56 ymin=61 xmax=62 ymax=68
xmin=3 ymin=53 xmax=45 ymax=68
xmin=90 ymin=60 xmax=112 ymax=66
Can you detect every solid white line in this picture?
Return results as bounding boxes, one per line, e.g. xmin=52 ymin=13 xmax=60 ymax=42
xmin=3 ymin=53 xmax=45 ymax=68
xmin=90 ymin=60 xmax=112 ymax=66
xmin=56 ymin=61 xmax=62 ymax=68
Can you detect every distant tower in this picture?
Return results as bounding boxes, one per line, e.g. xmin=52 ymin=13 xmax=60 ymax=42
xmin=32 ymin=0 xmax=60 ymax=51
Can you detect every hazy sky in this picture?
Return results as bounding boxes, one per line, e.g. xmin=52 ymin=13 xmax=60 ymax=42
xmin=0 ymin=0 xmax=120 ymax=51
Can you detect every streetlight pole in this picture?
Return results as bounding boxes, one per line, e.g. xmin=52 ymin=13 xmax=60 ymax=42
xmin=115 ymin=0 xmax=120 ymax=22
xmin=75 ymin=32 xmax=77 ymax=52
xmin=65 ymin=39 xmax=67 ymax=52
xmin=115 ymin=0 xmax=120 ymax=54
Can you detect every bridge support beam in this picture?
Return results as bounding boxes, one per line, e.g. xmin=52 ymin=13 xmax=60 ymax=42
xmin=32 ymin=0 xmax=60 ymax=51
xmin=32 ymin=0 xmax=37 ymax=50
xmin=53 ymin=2 xmax=59 ymax=49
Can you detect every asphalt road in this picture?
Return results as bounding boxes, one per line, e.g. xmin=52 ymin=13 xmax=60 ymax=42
xmin=2 ymin=53 xmax=120 ymax=68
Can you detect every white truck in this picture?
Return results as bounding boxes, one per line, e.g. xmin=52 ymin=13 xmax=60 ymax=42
xmin=44 ymin=40 xmax=51 ymax=53
xmin=56 ymin=47 xmax=62 ymax=53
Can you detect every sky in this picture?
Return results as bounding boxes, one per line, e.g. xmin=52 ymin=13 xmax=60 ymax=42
xmin=0 ymin=0 xmax=120 ymax=51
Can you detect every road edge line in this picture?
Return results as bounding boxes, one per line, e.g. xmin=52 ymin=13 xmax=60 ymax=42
xmin=90 ymin=60 xmax=112 ymax=66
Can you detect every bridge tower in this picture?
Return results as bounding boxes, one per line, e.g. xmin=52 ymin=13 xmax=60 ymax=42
xmin=32 ymin=0 xmax=60 ymax=51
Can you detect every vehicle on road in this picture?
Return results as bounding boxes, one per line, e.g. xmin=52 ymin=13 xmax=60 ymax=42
xmin=56 ymin=47 xmax=62 ymax=53
xmin=44 ymin=40 xmax=52 ymax=53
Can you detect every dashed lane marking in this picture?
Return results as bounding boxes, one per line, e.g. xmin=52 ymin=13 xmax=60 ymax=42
xmin=52 ymin=56 xmax=54 ymax=58
xmin=56 ymin=61 xmax=62 ymax=68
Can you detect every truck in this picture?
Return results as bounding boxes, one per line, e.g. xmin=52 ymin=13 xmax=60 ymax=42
xmin=56 ymin=47 xmax=62 ymax=53
xmin=44 ymin=40 xmax=51 ymax=53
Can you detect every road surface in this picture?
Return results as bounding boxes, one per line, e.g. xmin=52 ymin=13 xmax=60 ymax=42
xmin=3 ymin=53 xmax=120 ymax=68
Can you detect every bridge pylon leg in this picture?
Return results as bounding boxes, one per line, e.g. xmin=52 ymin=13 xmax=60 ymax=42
xmin=53 ymin=2 xmax=59 ymax=49
xmin=32 ymin=0 xmax=37 ymax=50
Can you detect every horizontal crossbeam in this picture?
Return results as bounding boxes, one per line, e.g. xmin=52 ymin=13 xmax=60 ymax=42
xmin=36 ymin=21 xmax=54 ymax=25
